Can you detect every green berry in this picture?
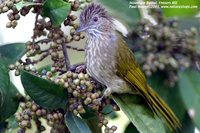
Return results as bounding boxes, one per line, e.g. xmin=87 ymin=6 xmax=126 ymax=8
xmin=73 ymin=110 xmax=78 ymax=115
xmin=6 ymin=1 xmax=14 ymax=8
xmin=20 ymin=120 xmax=28 ymax=128
xmin=73 ymin=79 xmax=80 ymax=85
xmin=8 ymin=64 xmax=15 ymax=70
xmin=2 ymin=6 xmax=9 ymax=13
xmin=23 ymin=114 xmax=29 ymax=120
xmin=84 ymin=97 xmax=92 ymax=105
xmin=72 ymin=90 xmax=80 ymax=97
xmin=53 ymin=113 xmax=59 ymax=120
xmin=20 ymin=102 xmax=26 ymax=109
xmin=36 ymin=110 xmax=42 ymax=116
xmin=111 ymin=126 xmax=117 ymax=131
xmin=78 ymin=73 xmax=85 ymax=79
xmin=102 ymin=119 xmax=108 ymax=125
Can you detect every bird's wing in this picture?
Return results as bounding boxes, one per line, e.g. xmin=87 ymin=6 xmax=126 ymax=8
xmin=115 ymin=35 xmax=148 ymax=94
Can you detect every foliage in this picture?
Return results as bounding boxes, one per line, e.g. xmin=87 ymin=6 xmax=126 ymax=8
xmin=178 ymin=70 xmax=200 ymax=129
xmin=0 ymin=0 xmax=200 ymax=133
xmin=21 ymin=70 xmax=68 ymax=110
xmin=65 ymin=112 xmax=92 ymax=133
xmin=113 ymin=94 xmax=165 ymax=133
xmin=42 ymin=0 xmax=71 ymax=26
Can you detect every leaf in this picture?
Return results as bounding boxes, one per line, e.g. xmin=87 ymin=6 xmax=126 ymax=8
xmin=65 ymin=112 xmax=92 ymax=133
xmin=0 ymin=82 xmax=20 ymax=122
xmin=0 ymin=63 xmax=10 ymax=97
xmin=102 ymin=105 xmax=118 ymax=119
xmin=0 ymin=43 xmax=26 ymax=66
xmin=0 ymin=121 xmax=7 ymax=133
xmin=15 ymin=1 xmax=43 ymax=10
xmin=148 ymin=72 xmax=186 ymax=121
xmin=124 ymin=122 xmax=139 ymax=133
xmin=178 ymin=69 xmax=200 ymax=129
xmin=80 ymin=107 xmax=96 ymax=119
xmin=98 ymin=0 xmax=141 ymax=28
xmin=6 ymin=115 xmax=19 ymax=131
xmin=113 ymin=94 xmax=166 ymax=133
xmin=42 ymin=0 xmax=71 ymax=26
xmin=181 ymin=113 xmax=195 ymax=133
xmin=20 ymin=71 xmax=68 ymax=110
xmin=84 ymin=117 xmax=102 ymax=133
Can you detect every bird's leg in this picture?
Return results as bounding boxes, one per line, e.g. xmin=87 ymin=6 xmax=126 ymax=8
xmin=95 ymin=88 xmax=112 ymax=105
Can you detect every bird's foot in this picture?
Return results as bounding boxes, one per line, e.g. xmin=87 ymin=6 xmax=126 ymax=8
xmin=94 ymin=97 xmax=104 ymax=105
xmin=75 ymin=64 xmax=86 ymax=73
xmin=94 ymin=88 xmax=112 ymax=105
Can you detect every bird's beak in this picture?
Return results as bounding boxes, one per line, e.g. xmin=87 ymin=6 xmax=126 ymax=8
xmin=76 ymin=26 xmax=88 ymax=33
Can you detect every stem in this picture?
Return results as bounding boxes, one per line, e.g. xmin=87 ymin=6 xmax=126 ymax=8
xmin=66 ymin=45 xmax=84 ymax=51
xmin=32 ymin=13 xmax=39 ymax=44
xmin=62 ymin=43 xmax=71 ymax=70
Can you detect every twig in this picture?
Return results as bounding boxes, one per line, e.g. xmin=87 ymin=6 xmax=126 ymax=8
xmin=32 ymin=13 xmax=40 ymax=44
xmin=66 ymin=45 xmax=84 ymax=51
xmin=62 ymin=43 xmax=71 ymax=70
xmin=35 ymin=39 xmax=51 ymax=44
xmin=31 ymin=52 xmax=49 ymax=64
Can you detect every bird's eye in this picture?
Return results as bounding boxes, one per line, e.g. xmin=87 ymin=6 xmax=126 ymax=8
xmin=93 ymin=17 xmax=98 ymax=22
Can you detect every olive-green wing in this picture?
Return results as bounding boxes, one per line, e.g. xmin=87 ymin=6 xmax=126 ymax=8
xmin=115 ymin=36 xmax=148 ymax=94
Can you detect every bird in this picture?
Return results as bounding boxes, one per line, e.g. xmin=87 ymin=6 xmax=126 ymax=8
xmin=76 ymin=3 xmax=181 ymax=132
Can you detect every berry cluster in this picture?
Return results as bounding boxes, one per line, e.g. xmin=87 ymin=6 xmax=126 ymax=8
xmin=7 ymin=0 xmax=86 ymax=75
xmin=0 ymin=0 xmax=21 ymax=28
xmin=131 ymin=17 xmax=200 ymax=86
xmin=16 ymin=98 xmax=68 ymax=133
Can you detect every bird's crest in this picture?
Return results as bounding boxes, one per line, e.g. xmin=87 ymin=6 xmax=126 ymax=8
xmin=80 ymin=3 xmax=110 ymax=24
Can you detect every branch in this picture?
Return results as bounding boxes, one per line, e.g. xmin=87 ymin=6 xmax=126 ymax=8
xmin=66 ymin=45 xmax=84 ymax=51
xmin=31 ymin=52 xmax=49 ymax=64
xmin=61 ymin=43 xmax=71 ymax=70
xmin=35 ymin=39 xmax=51 ymax=44
xmin=32 ymin=13 xmax=40 ymax=44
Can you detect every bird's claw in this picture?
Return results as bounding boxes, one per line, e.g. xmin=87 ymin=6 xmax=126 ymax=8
xmin=75 ymin=64 xmax=86 ymax=73
xmin=94 ymin=97 xmax=104 ymax=105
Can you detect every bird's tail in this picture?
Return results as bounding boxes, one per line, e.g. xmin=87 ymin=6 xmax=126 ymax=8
xmin=144 ymin=85 xmax=181 ymax=132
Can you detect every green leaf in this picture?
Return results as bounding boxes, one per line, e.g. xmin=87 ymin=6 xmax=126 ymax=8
xmin=0 ymin=121 xmax=7 ymax=133
xmin=181 ymin=113 xmax=195 ymax=133
xmin=0 ymin=82 xmax=20 ymax=122
xmin=6 ymin=115 xmax=19 ymax=131
xmin=15 ymin=1 xmax=43 ymax=10
xmin=178 ymin=69 xmax=200 ymax=129
xmin=84 ymin=117 xmax=102 ymax=133
xmin=113 ymin=94 xmax=166 ymax=133
xmin=80 ymin=107 xmax=96 ymax=119
xmin=124 ymin=123 xmax=139 ymax=133
xmin=98 ymin=0 xmax=141 ymax=28
xmin=0 ymin=43 xmax=26 ymax=66
xmin=0 ymin=63 xmax=10 ymax=96
xmin=42 ymin=0 xmax=71 ymax=26
xmin=148 ymin=72 xmax=185 ymax=121
xmin=20 ymin=71 xmax=68 ymax=110
xmin=102 ymin=105 xmax=118 ymax=119
xmin=65 ymin=112 xmax=92 ymax=133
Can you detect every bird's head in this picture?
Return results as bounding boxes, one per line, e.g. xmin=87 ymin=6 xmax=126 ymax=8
xmin=77 ymin=3 xmax=113 ymax=37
